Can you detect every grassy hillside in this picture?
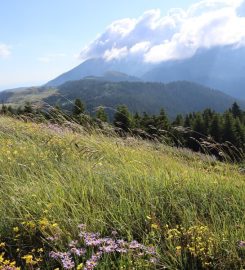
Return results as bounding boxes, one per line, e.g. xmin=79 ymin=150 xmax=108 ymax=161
xmin=0 ymin=117 xmax=244 ymax=269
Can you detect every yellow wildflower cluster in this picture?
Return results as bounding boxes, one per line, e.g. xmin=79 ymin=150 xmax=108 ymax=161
xmin=21 ymin=253 xmax=43 ymax=266
xmin=0 ymin=251 xmax=20 ymax=269
xmin=163 ymin=224 xmax=215 ymax=268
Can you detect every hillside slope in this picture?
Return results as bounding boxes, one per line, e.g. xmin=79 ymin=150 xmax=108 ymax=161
xmin=0 ymin=117 xmax=244 ymax=269
xmin=45 ymin=80 xmax=244 ymax=118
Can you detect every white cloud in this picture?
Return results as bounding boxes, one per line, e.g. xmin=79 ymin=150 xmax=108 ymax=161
xmin=103 ymin=47 xmax=128 ymax=61
xmin=0 ymin=43 xmax=11 ymax=58
xmin=79 ymin=0 xmax=245 ymax=63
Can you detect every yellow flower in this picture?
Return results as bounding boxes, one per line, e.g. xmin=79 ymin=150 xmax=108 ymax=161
xmin=77 ymin=263 xmax=83 ymax=270
xmin=151 ymin=223 xmax=159 ymax=229
xmin=22 ymin=254 xmax=36 ymax=265
xmin=13 ymin=227 xmax=19 ymax=233
xmin=176 ymin=246 xmax=182 ymax=251
xmin=0 ymin=242 xmax=5 ymax=248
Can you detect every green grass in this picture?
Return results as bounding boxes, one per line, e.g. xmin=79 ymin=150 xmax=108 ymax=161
xmin=0 ymin=116 xmax=244 ymax=269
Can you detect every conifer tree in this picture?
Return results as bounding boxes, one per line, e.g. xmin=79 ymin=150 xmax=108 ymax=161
xmin=223 ymin=112 xmax=237 ymax=144
xmin=156 ymin=109 xmax=170 ymax=131
xmin=23 ymin=102 xmax=33 ymax=114
xmin=114 ymin=105 xmax=132 ymax=131
xmin=209 ymin=114 xmax=223 ymax=142
xmin=173 ymin=114 xmax=184 ymax=126
xmin=73 ymin=98 xmax=85 ymax=117
xmin=96 ymin=107 xmax=108 ymax=122
xmin=230 ymin=102 xmax=242 ymax=120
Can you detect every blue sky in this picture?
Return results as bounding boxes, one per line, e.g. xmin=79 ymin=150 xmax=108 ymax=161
xmin=0 ymin=0 xmax=199 ymax=90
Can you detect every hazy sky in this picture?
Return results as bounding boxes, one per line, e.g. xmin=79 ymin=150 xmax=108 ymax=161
xmin=0 ymin=0 xmax=244 ymax=90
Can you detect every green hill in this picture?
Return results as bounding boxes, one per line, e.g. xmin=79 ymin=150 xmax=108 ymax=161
xmin=1 ymin=80 xmax=244 ymax=118
xmin=45 ymin=80 xmax=245 ymax=118
xmin=0 ymin=116 xmax=244 ymax=269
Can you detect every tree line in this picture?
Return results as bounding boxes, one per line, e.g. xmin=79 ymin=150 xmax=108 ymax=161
xmin=1 ymin=99 xmax=244 ymax=161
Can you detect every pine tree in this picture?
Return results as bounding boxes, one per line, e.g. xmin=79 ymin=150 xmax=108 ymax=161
xmin=132 ymin=112 xmax=141 ymax=128
xmin=1 ymin=104 xmax=8 ymax=114
xmin=234 ymin=119 xmax=245 ymax=149
xmin=209 ymin=114 xmax=223 ymax=142
xmin=222 ymin=112 xmax=237 ymax=145
xmin=96 ymin=107 xmax=108 ymax=122
xmin=113 ymin=105 xmax=132 ymax=131
xmin=173 ymin=114 xmax=184 ymax=126
xmin=73 ymin=99 xmax=85 ymax=117
xmin=156 ymin=109 xmax=170 ymax=131
xmin=23 ymin=102 xmax=33 ymax=114
xmin=230 ymin=102 xmax=242 ymax=120
xmin=193 ymin=113 xmax=206 ymax=135
xmin=203 ymin=108 xmax=214 ymax=131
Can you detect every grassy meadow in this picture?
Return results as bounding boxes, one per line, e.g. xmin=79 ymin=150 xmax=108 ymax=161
xmin=0 ymin=116 xmax=244 ymax=269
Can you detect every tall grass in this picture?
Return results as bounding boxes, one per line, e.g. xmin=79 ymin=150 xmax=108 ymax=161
xmin=0 ymin=116 xmax=244 ymax=269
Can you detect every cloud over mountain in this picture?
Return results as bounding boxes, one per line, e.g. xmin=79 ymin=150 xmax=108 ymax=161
xmin=80 ymin=0 xmax=245 ymax=63
xmin=0 ymin=43 xmax=11 ymax=59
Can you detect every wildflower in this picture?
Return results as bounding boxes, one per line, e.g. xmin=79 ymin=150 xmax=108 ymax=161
xmin=77 ymin=263 xmax=83 ymax=270
xmin=238 ymin=241 xmax=245 ymax=248
xmin=151 ymin=223 xmax=159 ymax=230
xmin=21 ymin=254 xmax=36 ymax=265
xmin=13 ymin=227 xmax=19 ymax=233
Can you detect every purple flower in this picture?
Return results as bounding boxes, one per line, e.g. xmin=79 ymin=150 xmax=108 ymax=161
xmin=238 ymin=240 xmax=245 ymax=248
xmin=84 ymin=252 xmax=102 ymax=270
xmin=69 ymin=240 xmax=78 ymax=248
xmin=70 ymin=247 xmax=86 ymax=256
xmin=129 ymin=240 xmax=142 ymax=249
xmin=50 ymin=251 xmax=75 ymax=269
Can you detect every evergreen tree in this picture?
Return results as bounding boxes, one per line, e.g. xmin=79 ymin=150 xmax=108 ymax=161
xmin=132 ymin=112 xmax=141 ymax=128
xmin=73 ymin=99 xmax=85 ymax=117
xmin=113 ymin=105 xmax=132 ymax=131
xmin=173 ymin=114 xmax=184 ymax=126
xmin=7 ymin=105 xmax=14 ymax=114
xmin=96 ymin=107 xmax=108 ymax=122
xmin=234 ymin=119 xmax=245 ymax=149
xmin=222 ymin=112 xmax=237 ymax=144
xmin=156 ymin=109 xmax=170 ymax=131
xmin=1 ymin=104 xmax=8 ymax=114
xmin=193 ymin=113 xmax=206 ymax=135
xmin=203 ymin=108 xmax=214 ymax=131
xmin=23 ymin=102 xmax=33 ymax=114
xmin=230 ymin=102 xmax=242 ymax=120
xmin=209 ymin=114 xmax=223 ymax=142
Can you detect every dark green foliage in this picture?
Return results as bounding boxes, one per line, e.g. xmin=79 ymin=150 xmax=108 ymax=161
xmin=73 ymin=98 xmax=85 ymax=117
xmin=156 ymin=109 xmax=170 ymax=131
xmin=95 ymin=107 xmax=108 ymax=122
xmin=209 ymin=114 xmax=223 ymax=142
xmin=230 ymin=102 xmax=243 ymax=120
xmin=114 ymin=105 xmax=132 ymax=131
xmin=173 ymin=114 xmax=184 ymax=126
xmin=23 ymin=102 xmax=33 ymax=114
xmin=43 ymin=80 xmax=245 ymax=119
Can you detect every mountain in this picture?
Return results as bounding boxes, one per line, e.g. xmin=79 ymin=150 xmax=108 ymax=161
xmin=143 ymin=46 xmax=245 ymax=100
xmin=46 ymin=58 xmax=151 ymax=87
xmin=43 ymin=80 xmax=244 ymax=118
xmin=84 ymin=71 xmax=141 ymax=82
xmin=45 ymin=45 xmax=245 ymax=100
